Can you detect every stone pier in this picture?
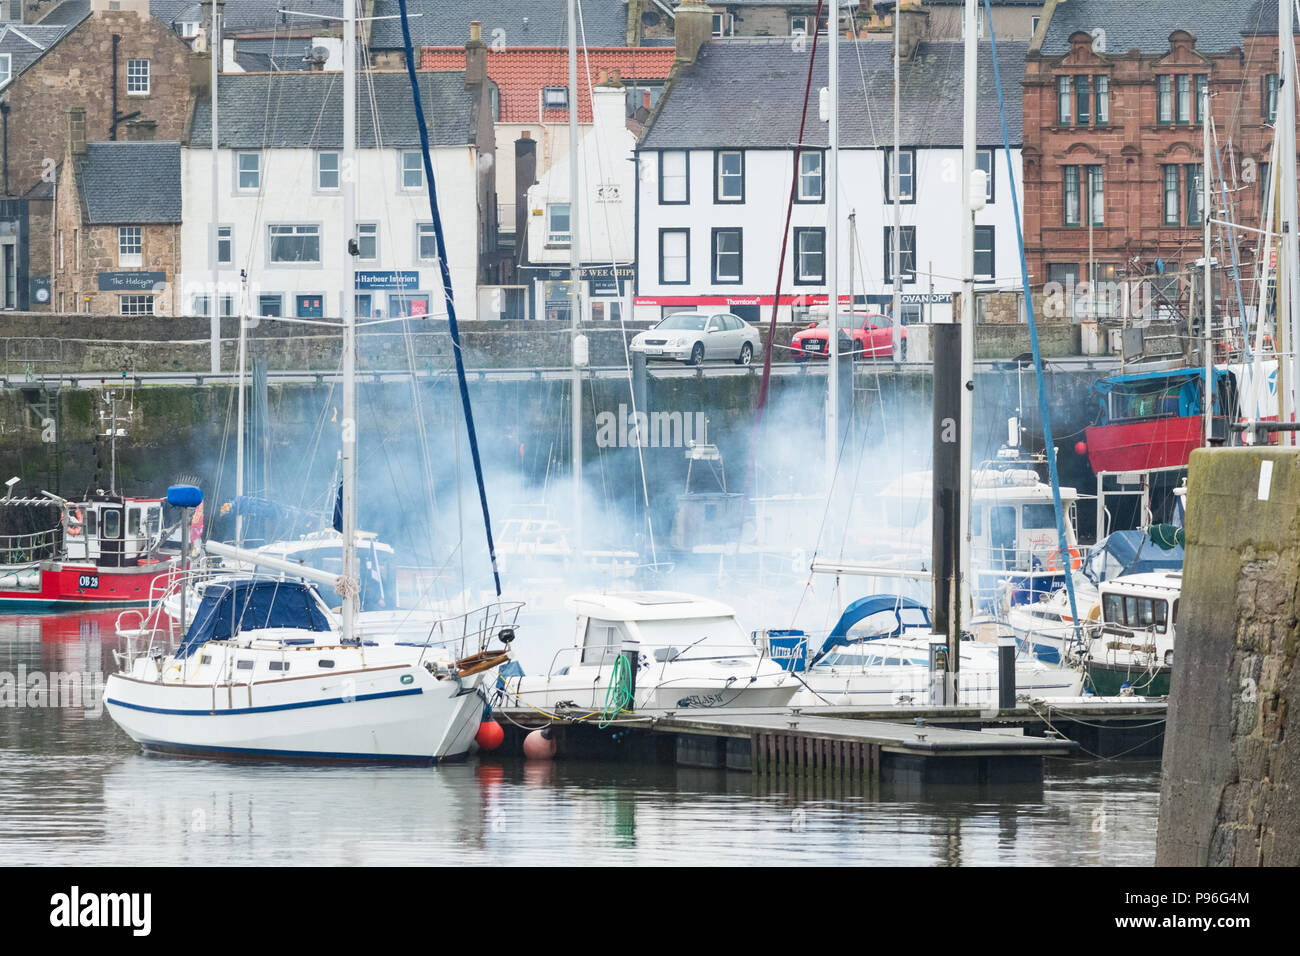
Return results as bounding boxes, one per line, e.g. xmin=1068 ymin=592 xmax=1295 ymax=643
xmin=1157 ymin=447 xmax=1300 ymax=866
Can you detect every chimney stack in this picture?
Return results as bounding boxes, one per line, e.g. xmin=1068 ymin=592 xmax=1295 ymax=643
xmin=68 ymin=108 xmax=87 ymax=158
xmin=673 ymin=0 xmax=714 ymax=66
xmin=465 ymin=20 xmax=487 ymax=88
xmin=896 ymin=1 xmax=929 ymax=61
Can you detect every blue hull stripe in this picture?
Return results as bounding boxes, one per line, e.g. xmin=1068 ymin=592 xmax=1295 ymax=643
xmin=106 ymin=686 xmax=423 ymax=716
xmin=135 ymin=739 xmax=460 ymax=764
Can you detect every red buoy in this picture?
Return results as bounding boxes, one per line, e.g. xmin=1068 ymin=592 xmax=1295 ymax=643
xmin=523 ymin=727 xmax=557 ymax=760
xmin=475 ymin=718 xmax=504 ymax=752
xmin=1074 ymin=440 xmax=1088 ymax=456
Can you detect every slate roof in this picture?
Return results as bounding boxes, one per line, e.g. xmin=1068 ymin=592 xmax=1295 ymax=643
xmin=151 ymin=0 xmax=343 ymax=35
xmin=35 ymin=0 xmax=90 ymax=26
xmin=369 ymin=0 xmax=629 ymax=51
xmin=640 ymin=38 xmax=1027 ymax=150
xmin=189 ymin=70 xmax=477 ymax=147
xmin=1039 ymin=0 xmax=1285 ymax=57
xmin=78 ymin=141 xmax=182 ymax=224
xmin=0 ymin=24 xmax=79 ymax=86
xmin=421 ymin=45 xmax=673 ymax=122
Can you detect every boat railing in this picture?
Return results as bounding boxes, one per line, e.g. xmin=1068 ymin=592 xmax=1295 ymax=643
xmin=0 ymin=526 xmax=61 ymax=566
xmin=408 ymin=601 xmax=525 ymax=661
xmin=542 ymin=640 xmax=762 ymax=680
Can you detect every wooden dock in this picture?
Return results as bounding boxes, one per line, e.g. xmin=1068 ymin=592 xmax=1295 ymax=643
xmin=487 ymin=701 xmax=1158 ymax=788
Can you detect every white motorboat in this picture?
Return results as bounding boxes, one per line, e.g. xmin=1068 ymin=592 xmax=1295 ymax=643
xmin=780 ymin=595 xmax=1083 ymax=707
xmin=105 ymin=577 xmax=511 ymax=761
xmin=1082 ymin=571 xmax=1181 ymax=697
xmin=1007 ymin=526 xmax=1185 ymax=664
xmin=501 ymin=591 xmax=798 ymax=711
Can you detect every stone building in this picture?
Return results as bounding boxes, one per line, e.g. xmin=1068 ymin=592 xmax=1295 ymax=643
xmin=1023 ymin=0 xmax=1297 ymax=324
xmin=52 ymin=125 xmax=182 ymax=315
xmin=1 ymin=0 xmax=201 ymax=311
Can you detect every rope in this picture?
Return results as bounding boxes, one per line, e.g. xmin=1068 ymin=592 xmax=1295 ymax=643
xmin=598 ymin=654 xmax=635 ymax=729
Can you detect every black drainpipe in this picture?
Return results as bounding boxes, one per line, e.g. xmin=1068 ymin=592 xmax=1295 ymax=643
xmin=109 ymin=35 xmax=141 ymax=141
xmin=1 ymin=101 xmax=9 ymax=195
xmin=111 ymin=35 xmax=120 ymax=140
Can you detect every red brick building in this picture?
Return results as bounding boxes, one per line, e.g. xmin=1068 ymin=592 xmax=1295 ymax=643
xmin=1023 ymin=0 xmax=1297 ymax=325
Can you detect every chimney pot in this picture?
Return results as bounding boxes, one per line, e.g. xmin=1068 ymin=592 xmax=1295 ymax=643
xmin=470 ymin=20 xmax=481 ymax=43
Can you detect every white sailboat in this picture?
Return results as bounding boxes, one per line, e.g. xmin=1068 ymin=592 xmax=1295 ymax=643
xmin=103 ymin=0 xmax=510 ymax=761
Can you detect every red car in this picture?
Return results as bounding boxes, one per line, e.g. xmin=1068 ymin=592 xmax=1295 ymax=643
xmin=791 ymin=312 xmax=907 ymax=361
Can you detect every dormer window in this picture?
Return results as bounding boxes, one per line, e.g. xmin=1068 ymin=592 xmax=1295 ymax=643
xmin=543 ymin=86 xmax=568 ymax=110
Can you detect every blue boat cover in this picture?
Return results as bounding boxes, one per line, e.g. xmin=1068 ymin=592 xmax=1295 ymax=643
xmin=178 ymin=580 xmax=333 ymax=658
xmin=813 ymin=594 xmax=931 ymax=662
xmin=1090 ymin=529 xmax=1184 ymax=579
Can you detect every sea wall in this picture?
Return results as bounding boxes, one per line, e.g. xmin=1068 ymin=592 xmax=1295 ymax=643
xmin=1156 ymin=447 xmax=1300 ymax=867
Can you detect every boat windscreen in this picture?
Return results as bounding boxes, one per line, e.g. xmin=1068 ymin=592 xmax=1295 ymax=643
xmin=178 ymin=581 xmax=333 ymax=658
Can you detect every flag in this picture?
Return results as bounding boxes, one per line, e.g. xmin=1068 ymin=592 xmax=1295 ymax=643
xmin=189 ymin=502 xmax=204 ymax=543
xmin=332 ymin=482 xmax=343 ymax=533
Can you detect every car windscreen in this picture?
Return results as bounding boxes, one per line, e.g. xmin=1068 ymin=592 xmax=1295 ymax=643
xmin=657 ymin=314 xmax=708 ymax=331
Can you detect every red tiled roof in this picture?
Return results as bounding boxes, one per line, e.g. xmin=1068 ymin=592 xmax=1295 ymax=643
xmin=420 ymin=46 xmax=675 ymax=123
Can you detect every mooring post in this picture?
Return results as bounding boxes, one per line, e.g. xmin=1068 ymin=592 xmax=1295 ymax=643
xmin=998 ymin=635 xmax=1017 ymax=710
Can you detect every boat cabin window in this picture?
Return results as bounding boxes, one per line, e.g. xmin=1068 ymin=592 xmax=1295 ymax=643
xmin=990 ymin=506 xmax=1017 ymax=569
xmin=318 ymin=659 xmax=335 ymax=668
xmin=236 ymin=660 xmax=254 ymax=670
xmin=581 ymin=618 xmax=623 ymax=666
xmin=1104 ymin=593 xmax=1170 ymax=633
xmin=146 ymin=506 xmax=161 ymax=538
xmin=849 ymin=610 xmax=905 ymax=639
xmin=1022 ymin=504 xmax=1056 ymax=530
xmin=86 ymin=509 xmax=98 ymax=538
xmin=128 ymin=508 xmax=142 ymax=536
xmin=101 ymin=510 xmax=121 ymax=539
xmin=637 ymin=617 xmax=755 ymax=659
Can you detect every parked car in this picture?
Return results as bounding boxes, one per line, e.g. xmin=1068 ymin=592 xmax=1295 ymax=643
xmin=630 ymin=312 xmax=761 ymax=366
xmin=791 ymin=312 xmax=906 ymax=361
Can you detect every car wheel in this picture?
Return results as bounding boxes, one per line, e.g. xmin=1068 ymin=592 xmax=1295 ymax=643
xmin=689 ymin=342 xmax=706 ymax=366
xmin=736 ymin=342 xmax=754 ymax=366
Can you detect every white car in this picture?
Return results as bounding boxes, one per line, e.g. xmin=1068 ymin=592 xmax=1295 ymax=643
xmin=630 ymin=312 xmax=761 ymax=366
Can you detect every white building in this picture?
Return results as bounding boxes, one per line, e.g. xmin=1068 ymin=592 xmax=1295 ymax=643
xmin=521 ymin=80 xmax=637 ymax=322
xmin=634 ymin=37 xmax=1029 ymax=325
xmin=181 ymin=68 xmax=493 ymax=322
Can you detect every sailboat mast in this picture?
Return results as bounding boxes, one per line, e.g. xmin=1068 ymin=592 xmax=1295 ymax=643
xmin=340 ymin=0 xmax=358 ymax=642
xmin=957 ymin=0 xmax=977 ymax=656
xmin=236 ymin=271 xmax=246 ymax=546
xmin=1202 ymin=82 xmax=1213 ymax=442
xmin=1279 ymin=0 xmax=1300 ymax=443
xmin=891 ymin=7 xmax=901 ymax=349
xmin=826 ymin=0 xmax=839 ymax=493
xmin=209 ymin=0 xmax=221 ymax=374
xmin=568 ymin=0 xmax=584 ymax=551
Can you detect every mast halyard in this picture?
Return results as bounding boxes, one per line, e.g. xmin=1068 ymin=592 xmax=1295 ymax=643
xmin=209 ymin=0 xmax=221 ymax=374
xmin=1203 ymin=82 xmax=1214 ymax=444
xmin=1279 ymin=0 xmax=1300 ymax=444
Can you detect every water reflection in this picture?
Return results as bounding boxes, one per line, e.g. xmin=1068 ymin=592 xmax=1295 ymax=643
xmin=0 ymin=611 xmax=1159 ymax=865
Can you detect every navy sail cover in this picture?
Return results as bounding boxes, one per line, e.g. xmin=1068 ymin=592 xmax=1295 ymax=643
xmin=178 ymin=580 xmax=333 ymax=658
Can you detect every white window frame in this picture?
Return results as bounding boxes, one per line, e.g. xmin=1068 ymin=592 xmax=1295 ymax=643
xmin=797 ymin=150 xmax=824 ymax=202
xmin=119 ymin=294 xmax=154 ymax=316
xmin=400 ymin=150 xmax=424 ymax=190
xmin=542 ymin=86 xmax=569 ymax=109
xmin=0 ymin=54 xmax=12 ymax=89
xmin=317 ymin=151 xmax=340 ymax=191
xmin=659 ymin=229 xmax=689 ymax=285
xmin=356 ymin=222 xmax=378 ymax=262
xmin=416 ymin=222 xmax=439 ymax=262
xmin=267 ymin=223 xmax=322 ymax=266
xmin=236 ymin=151 xmax=261 ymax=191
xmin=118 ymin=226 xmax=142 ymax=267
xmin=214 ymin=224 xmax=233 ymax=266
xmin=715 ymin=150 xmax=744 ymax=203
xmin=126 ymin=58 xmax=150 ymax=96
xmin=659 ymin=150 xmax=688 ymax=204
xmin=885 ymin=148 xmax=915 ymax=202
xmin=790 ymin=14 xmax=809 ymax=36
xmin=547 ymin=203 xmax=572 ymax=245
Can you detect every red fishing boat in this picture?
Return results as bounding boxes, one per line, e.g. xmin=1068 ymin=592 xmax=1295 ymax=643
xmin=0 ymin=492 xmax=184 ymax=609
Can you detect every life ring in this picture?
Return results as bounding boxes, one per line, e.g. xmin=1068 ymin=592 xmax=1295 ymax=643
xmin=1046 ymin=545 xmax=1081 ymax=571
xmin=64 ymin=508 xmax=84 ymax=537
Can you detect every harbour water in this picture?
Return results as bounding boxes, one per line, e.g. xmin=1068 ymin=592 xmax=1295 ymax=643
xmin=0 ymin=611 xmax=1159 ymax=866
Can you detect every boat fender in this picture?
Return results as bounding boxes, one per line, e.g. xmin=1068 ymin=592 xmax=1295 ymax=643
xmin=523 ymin=727 xmax=557 ymax=761
xmin=475 ymin=718 xmax=505 ymax=752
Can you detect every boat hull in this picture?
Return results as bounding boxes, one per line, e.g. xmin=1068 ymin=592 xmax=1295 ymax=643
xmin=0 ymin=560 xmax=178 ymax=610
xmin=104 ymin=665 xmax=485 ymax=763
xmin=509 ymin=674 xmax=798 ymax=711
xmin=794 ymin=662 xmax=1083 ymax=707
xmin=1084 ymin=660 xmax=1171 ymax=698
xmin=1084 ymin=415 xmax=1203 ymax=474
